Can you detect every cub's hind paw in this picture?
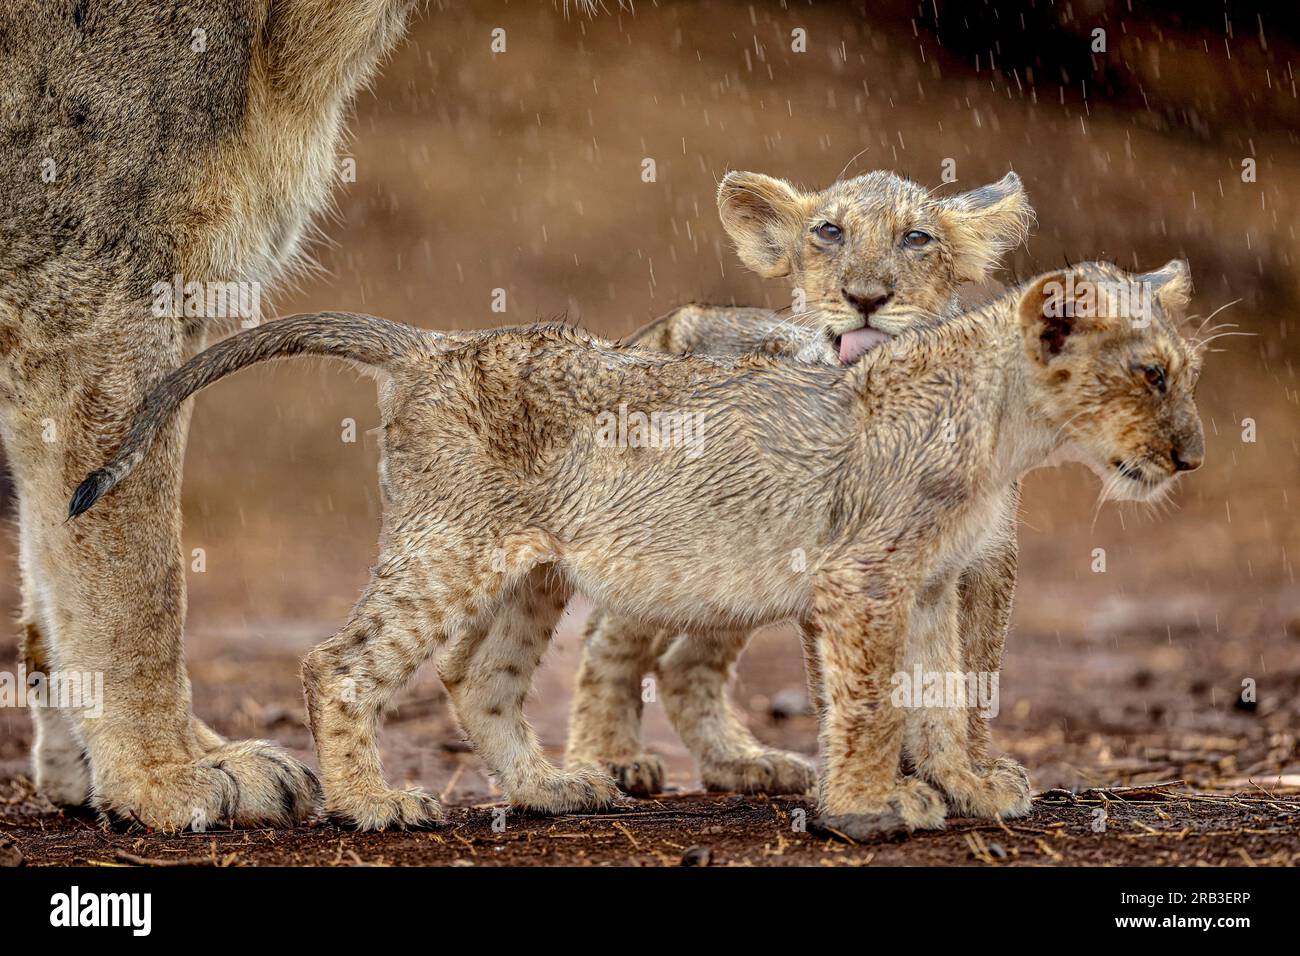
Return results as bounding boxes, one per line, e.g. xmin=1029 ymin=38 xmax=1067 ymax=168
xmin=607 ymin=754 xmax=665 ymax=797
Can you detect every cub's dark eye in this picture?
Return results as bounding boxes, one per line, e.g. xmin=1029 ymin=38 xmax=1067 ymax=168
xmin=902 ymin=230 xmax=932 ymax=248
xmin=1142 ymin=363 xmax=1167 ymax=393
xmin=814 ymin=222 xmax=843 ymax=242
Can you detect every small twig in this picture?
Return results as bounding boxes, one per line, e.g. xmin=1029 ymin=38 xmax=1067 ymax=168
xmin=1034 ymin=838 xmax=1063 ymax=862
xmin=613 ymin=821 xmax=640 ymax=850
xmin=113 ymin=849 xmax=215 ymax=867
xmin=822 ymin=826 xmax=858 ymax=847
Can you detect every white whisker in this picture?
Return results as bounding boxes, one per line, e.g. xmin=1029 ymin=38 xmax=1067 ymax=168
xmin=1190 ymin=298 xmax=1242 ymax=338
xmin=1193 ymin=330 xmax=1254 ymax=353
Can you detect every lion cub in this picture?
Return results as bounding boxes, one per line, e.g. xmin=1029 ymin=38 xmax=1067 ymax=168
xmin=637 ymin=169 xmax=1032 ymax=364
xmin=571 ymin=169 xmax=1033 ymax=799
xmin=72 ymin=260 xmax=1203 ymax=836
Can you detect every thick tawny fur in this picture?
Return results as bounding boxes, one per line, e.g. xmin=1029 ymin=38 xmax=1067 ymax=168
xmin=75 ymin=260 xmax=1205 ymax=836
xmin=1 ymin=0 xmax=416 ymax=829
xmin=567 ymin=168 xmax=1033 ymax=799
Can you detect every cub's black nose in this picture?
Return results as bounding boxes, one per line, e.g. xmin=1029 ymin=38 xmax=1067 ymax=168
xmin=842 ymin=286 xmax=892 ymax=319
xmin=1171 ymin=446 xmax=1201 ymax=472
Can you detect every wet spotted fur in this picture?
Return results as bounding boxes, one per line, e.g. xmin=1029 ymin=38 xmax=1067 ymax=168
xmin=73 ymin=260 xmax=1204 ymax=836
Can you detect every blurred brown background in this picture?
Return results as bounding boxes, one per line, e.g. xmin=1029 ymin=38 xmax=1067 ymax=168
xmin=3 ymin=1 xmax=1298 ymax=799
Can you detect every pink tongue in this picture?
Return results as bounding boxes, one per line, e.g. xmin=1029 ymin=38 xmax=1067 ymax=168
xmin=838 ymin=327 xmax=891 ymax=364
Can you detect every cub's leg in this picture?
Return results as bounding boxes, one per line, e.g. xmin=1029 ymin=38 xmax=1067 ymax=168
xmin=797 ymin=621 xmax=828 ymax=721
xmin=810 ymin=568 xmax=945 ymax=840
xmin=443 ymin=569 xmax=618 ymax=814
xmin=655 ymin=630 xmax=815 ymax=795
xmin=301 ymin=572 xmax=449 ymax=831
xmin=902 ymin=578 xmax=1030 ymax=820
xmin=565 ymin=609 xmax=666 ymax=796
xmin=942 ymin=493 xmax=1031 ymax=816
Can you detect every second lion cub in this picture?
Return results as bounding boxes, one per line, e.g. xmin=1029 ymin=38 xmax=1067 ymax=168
xmin=570 ymin=168 xmax=1033 ymax=798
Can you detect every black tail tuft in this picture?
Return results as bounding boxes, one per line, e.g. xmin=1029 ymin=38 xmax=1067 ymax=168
xmin=67 ymin=469 xmax=112 ymax=520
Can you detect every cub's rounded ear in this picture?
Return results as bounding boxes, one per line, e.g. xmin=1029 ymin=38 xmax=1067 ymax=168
xmin=938 ymin=171 xmax=1035 ymax=282
xmin=1140 ymin=259 xmax=1192 ymax=313
xmin=717 ymin=171 xmax=810 ymax=278
xmin=1016 ymin=269 xmax=1079 ymax=364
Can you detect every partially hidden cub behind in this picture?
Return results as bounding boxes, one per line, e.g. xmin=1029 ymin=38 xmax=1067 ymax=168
xmin=569 ymin=168 xmax=1033 ymax=799
xmin=636 ymin=168 xmax=1032 ymax=365
xmin=71 ymin=260 xmax=1204 ymax=838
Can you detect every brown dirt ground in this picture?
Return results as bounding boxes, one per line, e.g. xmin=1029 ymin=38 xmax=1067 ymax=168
xmin=3 ymin=2 xmax=1300 ymax=866
xmin=4 ymin=788 xmax=1299 ymax=868
xmin=3 ymin=598 xmax=1299 ymax=867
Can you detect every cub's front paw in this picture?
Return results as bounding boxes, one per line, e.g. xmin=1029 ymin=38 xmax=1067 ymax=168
xmin=942 ymin=757 xmax=1033 ymax=820
xmin=814 ymin=779 xmax=946 ymax=842
xmin=510 ymin=767 xmax=621 ymax=815
xmin=327 ymin=786 xmax=444 ymax=831
xmin=701 ymin=749 xmax=816 ymax=795
xmin=813 ymin=810 xmax=910 ymax=843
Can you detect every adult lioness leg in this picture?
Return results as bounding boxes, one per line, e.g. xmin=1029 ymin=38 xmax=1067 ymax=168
xmin=1 ymin=0 xmax=415 ymax=827
xmin=14 ymin=375 xmax=320 ymax=829
xmin=21 ymin=609 xmax=227 ymax=809
xmin=19 ymin=617 xmax=89 ymax=807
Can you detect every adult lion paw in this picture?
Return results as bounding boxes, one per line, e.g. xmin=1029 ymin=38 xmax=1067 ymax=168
xmin=95 ymin=739 xmax=321 ymax=830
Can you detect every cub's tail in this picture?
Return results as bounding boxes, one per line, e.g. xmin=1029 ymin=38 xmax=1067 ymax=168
xmin=68 ymin=311 xmax=430 ymax=519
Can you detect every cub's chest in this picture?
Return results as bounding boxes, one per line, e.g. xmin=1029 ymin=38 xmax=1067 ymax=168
xmin=926 ymin=486 xmax=1014 ymax=584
